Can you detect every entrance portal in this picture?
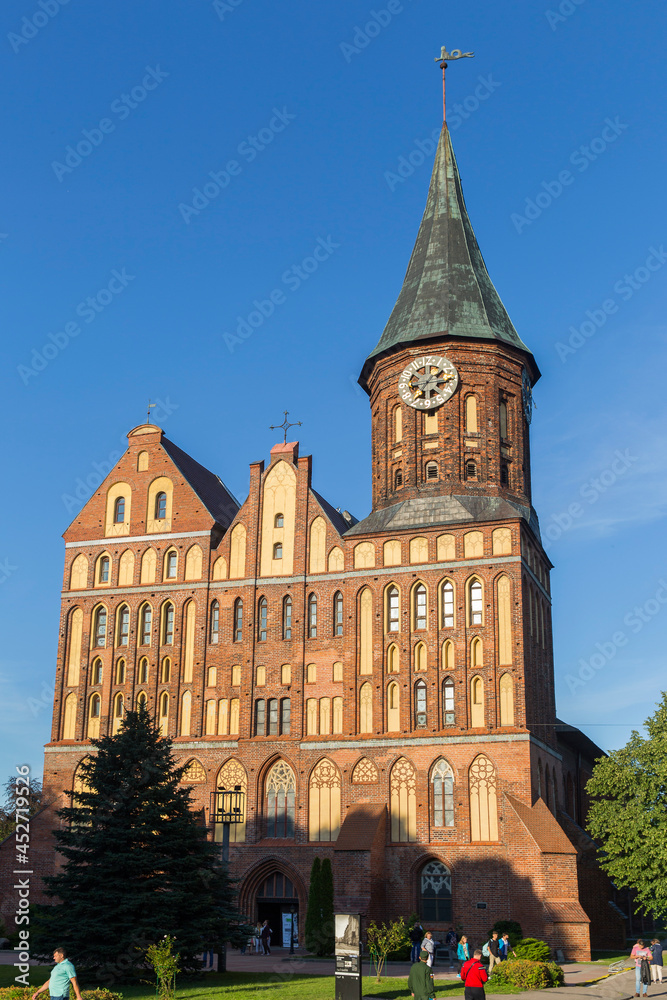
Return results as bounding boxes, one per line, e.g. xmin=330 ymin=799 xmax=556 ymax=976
xmin=256 ymin=870 xmax=299 ymax=948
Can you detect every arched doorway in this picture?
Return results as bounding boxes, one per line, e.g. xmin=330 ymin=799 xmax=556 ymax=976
xmin=256 ymin=870 xmax=299 ymax=948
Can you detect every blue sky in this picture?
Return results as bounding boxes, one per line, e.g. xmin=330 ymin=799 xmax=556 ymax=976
xmin=1 ymin=0 xmax=666 ymax=780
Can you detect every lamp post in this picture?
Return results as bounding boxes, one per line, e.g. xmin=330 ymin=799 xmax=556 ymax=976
xmin=210 ymin=785 xmax=245 ymax=973
xmin=289 ymin=904 xmax=296 ymax=955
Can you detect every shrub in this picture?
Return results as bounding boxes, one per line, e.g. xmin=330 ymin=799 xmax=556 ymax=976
xmin=488 ymin=920 xmax=523 ymax=947
xmin=490 ymin=959 xmax=551 ymax=990
xmin=545 ymin=961 xmax=565 ymax=986
xmin=0 ymin=990 xmax=123 ymax=1000
xmin=513 ymin=937 xmax=552 ymax=962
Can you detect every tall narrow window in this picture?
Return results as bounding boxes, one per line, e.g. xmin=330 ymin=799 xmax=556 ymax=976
xmin=499 ymin=673 xmax=515 ymax=726
xmin=159 ymin=692 xmax=169 ymax=736
xmin=441 ymin=581 xmax=454 ymax=627
xmin=425 ymin=461 xmax=438 ymax=481
xmin=161 ymin=658 xmax=171 ymax=683
xmin=469 ymin=579 xmax=483 ymax=625
xmin=500 ymin=463 xmax=509 ymax=485
xmin=265 ymin=761 xmax=296 ymax=838
xmin=117 ymin=605 xmax=130 ymax=646
xmin=308 ymin=593 xmax=317 ymax=638
xmin=115 ymin=659 xmax=126 ymax=684
xmin=432 ymin=760 xmax=454 ymax=827
xmin=112 ymin=692 xmax=124 ymax=735
xmin=136 ymin=691 xmax=147 ymax=712
xmin=471 ymin=676 xmax=485 ymax=728
xmin=499 ymin=400 xmax=508 ymax=440
xmin=140 ymin=605 xmax=152 ymax=645
xmin=268 ymin=698 xmax=279 ymax=735
xmin=258 ymin=597 xmax=268 ymax=641
xmin=138 ymin=657 xmax=148 ymax=683
xmin=387 ymin=644 xmax=399 ymax=673
xmin=394 ymin=468 xmax=403 ymax=489
xmin=281 ymin=698 xmax=291 ymax=735
xmin=283 ymin=596 xmax=292 ymax=640
xmin=420 ymin=860 xmax=452 ymax=919
xmin=414 ymin=584 xmax=427 ymax=630
xmin=255 ymin=699 xmax=266 ymax=736
xmin=465 ymin=460 xmax=477 ymax=481
xmin=359 ymin=682 xmax=373 ymax=733
xmin=443 ymin=677 xmax=455 ymax=725
xmin=210 ymin=600 xmax=219 ymax=644
xmin=114 ymin=496 xmax=125 ymax=523
xmin=165 ymin=550 xmax=177 ymax=579
xmin=414 ymin=680 xmax=427 ymax=728
xmin=309 ymin=758 xmax=341 ymax=842
xmin=162 ymin=603 xmax=174 ymax=644
xmin=333 ymin=591 xmax=343 ymax=636
xmin=99 ymin=556 xmax=110 ymax=584
xmin=93 ymin=606 xmax=107 ymax=647
xmin=465 ymin=395 xmax=478 ymax=433
xmin=274 ymin=513 xmax=284 ymax=527
xmin=387 ymin=682 xmax=400 ymax=731
xmin=234 ymin=598 xmax=243 ymax=642
xmin=88 ymin=693 xmax=101 ymax=738
xmin=387 ymin=586 xmax=400 ymax=632
xmin=155 ymin=492 xmax=167 ymax=519
xmin=394 ymin=405 xmax=402 ymax=443
xmin=414 ymin=642 xmax=427 ymax=672
xmin=91 ymin=658 xmax=103 ymax=684
xmin=390 ymin=757 xmax=417 ymax=843
xmin=469 ymin=755 xmax=498 ymax=841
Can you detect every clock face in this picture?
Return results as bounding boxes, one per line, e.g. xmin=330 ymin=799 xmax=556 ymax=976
xmin=522 ymin=368 xmax=533 ymax=424
xmin=397 ymin=355 xmax=459 ymax=410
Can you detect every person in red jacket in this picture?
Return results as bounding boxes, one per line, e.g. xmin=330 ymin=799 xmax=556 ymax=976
xmin=460 ymin=949 xmax=489 ymax=1000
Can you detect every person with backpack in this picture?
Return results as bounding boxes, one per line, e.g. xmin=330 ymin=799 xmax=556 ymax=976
xmin=460 ymin=948 xmax=488 ymax=1000
xmin=649 ymin=940 xmax=663 ymax=984
xmin=408 ymin=949 xmax=436 ymax=1000
xmin=457 ymin=935 xmax=470 ymax=974
xmin=486 ymin=932 xmax=501 ymax=971
xmin=630 ymin=939 xmax=652 ymax=997
xmin=445 ymin=927 xmax=457 ymax=969
xmin=410 ymin=920 xmax=425 ymax=964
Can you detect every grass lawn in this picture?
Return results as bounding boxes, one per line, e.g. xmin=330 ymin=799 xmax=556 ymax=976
xmin=588 ymin=949 xmax=666 ymax=967
xmin=0 ymin=968 xmax=521 ymax=998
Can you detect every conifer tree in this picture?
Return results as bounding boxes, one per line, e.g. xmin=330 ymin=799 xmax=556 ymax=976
xmin=319 ymin=857 xmax=335 ymax=956
xmin=304 ymin=856 xmax=322 ymax=955
xmin=35 ymin=709 xmax=247 ymax=979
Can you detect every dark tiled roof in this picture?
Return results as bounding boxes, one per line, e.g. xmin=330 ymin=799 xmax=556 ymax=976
xmin=506 ymin=795 xmax=575 ymax=854
xmin=345 ymin=495 xmax=540 ymax=538
xmin=162 ymin=436 xmax=239 ymax=530
xmin=311 ymin=488 xmax=358 ymax=535
xmin=543 ymin=900 xmax=590 ymax=924
xmin=360 ymin=126 xmax=535 ymax=389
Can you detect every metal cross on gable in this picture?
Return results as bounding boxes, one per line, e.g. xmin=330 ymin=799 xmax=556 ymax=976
xmin=270 ymin=410 xmax=302 ymax=444
xmin=434 ymin=44 xmax=475 ymax=124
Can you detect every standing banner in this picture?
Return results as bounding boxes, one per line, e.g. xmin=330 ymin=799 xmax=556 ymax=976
xmin=335 ymin=913 xmax=361 ymax=1000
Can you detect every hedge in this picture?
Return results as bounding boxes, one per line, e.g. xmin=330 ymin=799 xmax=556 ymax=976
xmin=0 ymin=990 xmax=123 ymax=1000
xmin=489 ymin=959 xmax=563 ymax=990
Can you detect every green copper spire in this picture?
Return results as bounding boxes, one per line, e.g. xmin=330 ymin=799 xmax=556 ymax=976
xmin=359 ymin=126 xmax=534 ymax=389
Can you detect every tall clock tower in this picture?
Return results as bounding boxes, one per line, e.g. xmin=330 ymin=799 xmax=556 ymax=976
xmin=359 ymin=125 xmax=539 ymax=514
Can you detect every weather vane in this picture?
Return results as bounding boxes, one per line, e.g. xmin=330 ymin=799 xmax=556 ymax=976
xmin=270 ymin=410 xmax=302 ymax=444
xmin=434 ymin=44 xmax=474 ymax=124
xmin=146 ymin=399 xmax=156 ymax=424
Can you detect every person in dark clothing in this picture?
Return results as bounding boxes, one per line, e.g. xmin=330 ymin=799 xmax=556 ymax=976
xmin=461 ymin=949 xmax=488 ymax=1000
xmin=650 ymin=940 xmax=663 ymax=984
xmin=445 ymin=928 xmax=457 ymax=969
xmin=487 ymin=933 xmax=501 ymax=972
xmin=408 ymin=949 xmax=436 ymax=1000
xmin=260 ymin=920 xmax=272 ymax=955
xmin=410 ymin=920 xmax=425 ymax=964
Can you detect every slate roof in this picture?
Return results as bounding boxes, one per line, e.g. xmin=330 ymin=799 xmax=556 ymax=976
xmin=311 ymin=488 xmax=358 ymax=535
xmin=344 ymin=494 xmax=541 ymax=539
xmin=359 ymin=125 xmax=535 ymax=390
xmin=162 ymin=436 xmax=240 ymax=530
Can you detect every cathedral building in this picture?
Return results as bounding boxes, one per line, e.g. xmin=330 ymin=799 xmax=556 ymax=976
xmin=0 ymin=117 xmax=625 ymax=959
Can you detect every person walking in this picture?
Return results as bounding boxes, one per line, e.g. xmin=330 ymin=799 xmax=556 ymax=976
xmin=461 ymin=948 xmax=488 ymax=1000
xmin=631 ymin=939 xmax=652 ymax=997
xmin=410 ymin=919 xmax=425 ymax=964
xmin=421 ymin=930 xmax=436 ymax=968
xmin=499 ymin=933 xmax=517 ymax=961
xmin=457 ymin=935 xmax=470 ymax=974
xmin=650 ymin=940 xmax=663 ymax=985
xmin=408 ymin=949 xmax=436 ymax=1000
xmin=260 ymin=919 xmax=272 ymax=956
xmin=487 ymin=932 xmax=501 ymax=972
xmin=31 ymin=948 xmax=83 ymax=1000
xmin=445 ymin=927 xmax=457 ymax=969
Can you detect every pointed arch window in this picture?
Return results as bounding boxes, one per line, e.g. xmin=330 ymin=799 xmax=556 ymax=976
xmin=138 ymin=657 xmax=148 ymax=684
xmin=420 ymin=860 xmax=452 ymax=920
xmin=387 ymin=682 xmax=400 ymax=731
xmin=140 ymin=604 xmax=152 ymax=645
xmin=441 ymin=580 xmax=454 ymax=627
xmin=499 ymin=673 xmax=514 ymax=726
xmin=88 ymin=693 xmax=101 ymax=738
xmin=308 ymin=593 xmax=318 ymax=638
xmin=161 ymin=657 xmax=171 ymax=683
xmin=283 ymin=596 xmax=292 ymax=640
xmin=91 ymin=658 xmax=103 ymax=685
xmin=469 ymin=579 xmax=483 ymax=625
xmin=414 ymin=642 xmax=427 ymax=672
xmin=155 ymin=492 xmax=167 ymax=520
xmin=93 ymin=606 xmax=107 ymax=647
xmin=414 ymin=679 xmax=427 ymax=728
xmin=309 ymin=759 xmax=341 ymax=842
xmin=359 ymin=682 xmax=373 ymax=733
xmin=442 ymin=639 xmax=454 ymax=672
xmin=414 ymin=584 xmax=427 ymax=630
xmin=162 ymin=602 xmax=174 ymax=645
xmin=471 ymin=676 xmax=485 ymax=728
xmin=112 ymin=692 xmax=124 ymax=735
xmin=333 ymin=591 xmax=343 ymax=636
xmin=386 ymin=585 xmax=400 ymax=632
xmin=210 ymin=600 xmax=220 ymax=644
xmin=442 ymin=677 xmax=455 ymax=725
xmin=386 ymin=643 xmax=399 ymax=673
xmin=98 ymin=556 xmax=110 ymax=584
xmin=469 ymin=754 xmax=498 ymax=841
xmin=471 ymin=636 xmax=483 ymax=667
xmin=117 ymin=605 xmax=130 ymax=646
xmin=137 ymin=691 xmax=148 ymax=711
xmin=258 ymin=597 xmax=268 ymax=642
xmin=432 ymin=760 xmax=455 ymax=828
xmin=115 ymin=659 xmax=125 ymax=685
xmin=113 ymin=496 xmax=125 ymax=523
xmin=265 ymin=761 xmax=296 ymax=838
xmin=390 ymin=757 xmax=417 ymax=842
xmin=233 ymin=598 xmax=243 ymax=642
xmin=165 ymin=550 xmax=177 ymax=579
xmin=159 ymin=691 xmax=169 ymax=736
xmin=216 ymin=759 xmax=247 ymax=843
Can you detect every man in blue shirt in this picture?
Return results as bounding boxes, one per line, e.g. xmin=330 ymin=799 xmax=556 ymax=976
xmin=32 ymin=948 xmax=83 ymax=1000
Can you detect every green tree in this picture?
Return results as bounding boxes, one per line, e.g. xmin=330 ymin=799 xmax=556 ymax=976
xmin=304 ymin=857 xmax=322 ymax=954
xmin=367 ymin=917 xmax=408 ymax=981
xmin=0 ymin=776 xmax=45 ymax=840
xmin=34 ymin=708 xmax=247 ymax=979
xmin=587 ymin=692 xmax=667 ymax=919
xmin=318 ymin=858 xmax=334 ymax=956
